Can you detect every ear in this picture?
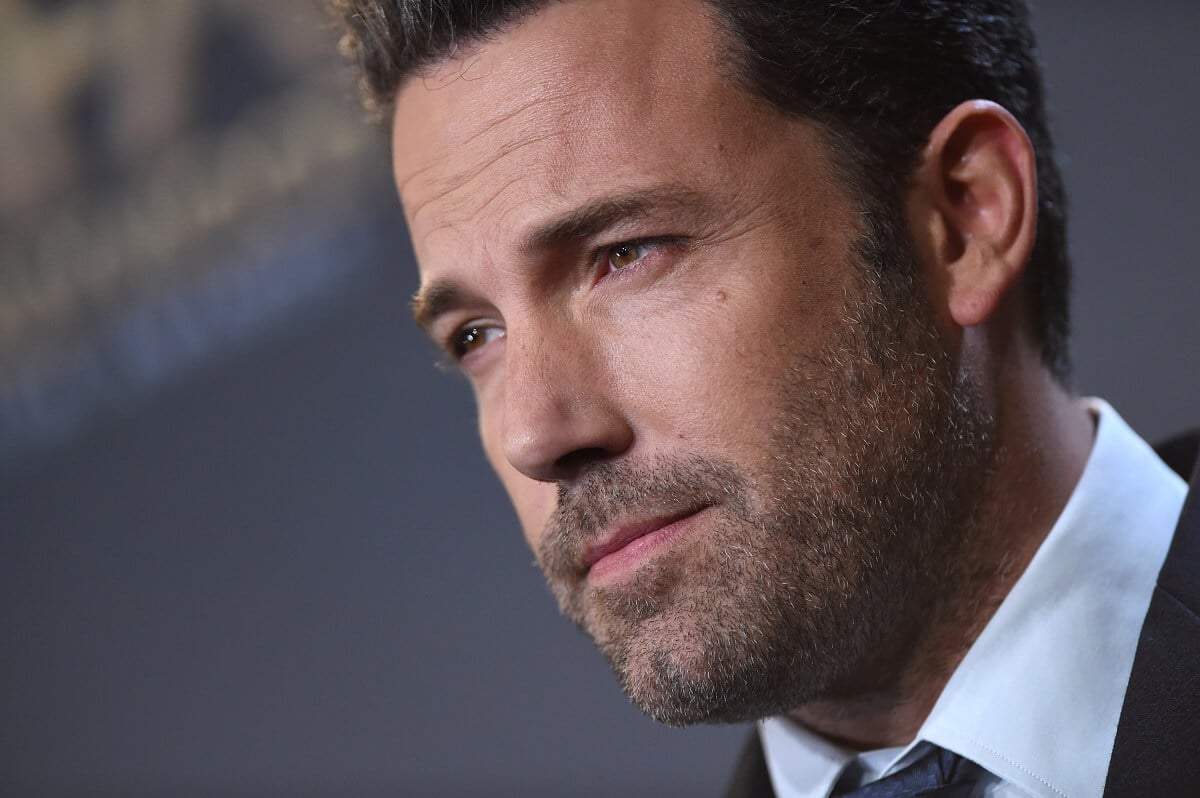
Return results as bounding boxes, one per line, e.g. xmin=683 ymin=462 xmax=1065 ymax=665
xmin=908 ymin=100 xmax=1038 ymax=330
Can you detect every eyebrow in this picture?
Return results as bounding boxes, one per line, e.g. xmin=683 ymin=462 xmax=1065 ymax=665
xmin=519 ymin=185 xmax=703 ymax=256
xmin=411 ymin=281 xmax=465 ymax=337
xmin=411 ymin=184 xmax=709 ymax=335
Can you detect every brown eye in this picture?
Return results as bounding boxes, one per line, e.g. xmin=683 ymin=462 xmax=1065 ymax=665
xmin=607 ymin=242 xmax=645 ymax=271
xmin=453 ymin=325 xmax=503 ymax=359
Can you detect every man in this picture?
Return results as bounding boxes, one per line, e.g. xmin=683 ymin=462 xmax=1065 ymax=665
xmin=333 ymin=1 xmax=1199 ymax=795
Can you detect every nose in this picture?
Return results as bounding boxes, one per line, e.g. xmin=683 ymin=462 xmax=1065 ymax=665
xmin=500 ymin=326 xmax=634 ymax=483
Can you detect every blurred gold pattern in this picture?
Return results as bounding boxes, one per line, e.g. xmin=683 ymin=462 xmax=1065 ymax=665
xmin=0 ymin=0 xmax=393 ymax=462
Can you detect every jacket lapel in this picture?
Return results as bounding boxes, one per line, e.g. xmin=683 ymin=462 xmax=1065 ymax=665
xmin=1104 ymin=431 xmax=1200 ymax=796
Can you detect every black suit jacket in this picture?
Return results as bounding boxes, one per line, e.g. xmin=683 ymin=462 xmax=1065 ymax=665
xmin=723 ymin=430 xmax=1200 ymax=798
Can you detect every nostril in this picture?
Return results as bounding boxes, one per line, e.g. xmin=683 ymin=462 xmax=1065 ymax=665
xmin=554 ymin=446 xmax=618 ymax=477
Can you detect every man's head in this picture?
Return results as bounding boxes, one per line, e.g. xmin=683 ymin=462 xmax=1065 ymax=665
xmin=338 ymin=0 xmax=1069 ymax=379
xmin=336 ymin=0 xmax=1067 ymax=724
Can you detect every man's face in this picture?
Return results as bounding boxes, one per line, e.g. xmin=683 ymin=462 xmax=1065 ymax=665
xmin=393 ymin=0 xmax=992 ymax=723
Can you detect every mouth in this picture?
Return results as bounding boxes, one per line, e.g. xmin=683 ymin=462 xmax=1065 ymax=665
xmin=582 ymin=505 xmax=711 ymax=583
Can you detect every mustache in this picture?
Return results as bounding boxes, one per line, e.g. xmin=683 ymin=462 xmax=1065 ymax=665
xmin=537 ymin=455 xmax=744 ymax=579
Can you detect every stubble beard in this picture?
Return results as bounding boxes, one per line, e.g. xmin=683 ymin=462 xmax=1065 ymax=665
xmin=536 ymin=266 xmax=996 ymax=727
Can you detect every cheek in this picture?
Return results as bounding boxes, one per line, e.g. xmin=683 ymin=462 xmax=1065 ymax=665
xmin=505 ymin=475 xmax=559 ymax=552
xmin=606 ymin=278 xmax=824 ymax=451
xmin=479 ymin=409 xmax=558 ymax=550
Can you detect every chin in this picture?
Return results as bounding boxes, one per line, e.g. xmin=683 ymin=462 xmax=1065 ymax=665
xmin=599 ymin=599 xmax=820 ymax=727
xmin=617 ymin=645 xmax=809 ymax=727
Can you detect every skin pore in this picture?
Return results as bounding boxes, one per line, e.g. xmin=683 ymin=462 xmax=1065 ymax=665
xmin=392 ymin=0 xmax=1094 ymax=749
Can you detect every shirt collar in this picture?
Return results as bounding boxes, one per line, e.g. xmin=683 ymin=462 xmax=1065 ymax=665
xmin=760 ymin=399 xmax=1187 ymax=798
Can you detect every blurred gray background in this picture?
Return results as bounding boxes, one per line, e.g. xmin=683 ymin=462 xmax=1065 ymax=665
xmin=1 ymin=2 xmax=1197 ymax=796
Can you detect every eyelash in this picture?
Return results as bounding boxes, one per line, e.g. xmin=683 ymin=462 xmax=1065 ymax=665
xmin=440 ymin=236 xmax=684 ymax=364
xmin=594 ymin=236 xmax=681 ymax=276
xmin=442 ymin=322 xmax=505 ymax=365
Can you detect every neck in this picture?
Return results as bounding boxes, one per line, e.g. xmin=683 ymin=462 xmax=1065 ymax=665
xmin=788 ymin=354 xmax=1095 ymax=750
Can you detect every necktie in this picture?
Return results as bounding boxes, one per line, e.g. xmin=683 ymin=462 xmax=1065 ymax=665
xmin=830 ymin=745 xmax=982 ymax=797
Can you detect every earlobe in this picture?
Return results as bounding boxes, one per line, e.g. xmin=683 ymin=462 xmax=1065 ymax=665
xmin=912 ymin=100 xmax=1038 ymax=331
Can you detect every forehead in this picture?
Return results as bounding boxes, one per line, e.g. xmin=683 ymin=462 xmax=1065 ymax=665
xmin=390 ymin=0 xmax=770 ymax=264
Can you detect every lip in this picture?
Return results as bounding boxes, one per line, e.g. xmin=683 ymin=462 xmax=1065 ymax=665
xmin=583 ymin=505 xmax=710 ymax=582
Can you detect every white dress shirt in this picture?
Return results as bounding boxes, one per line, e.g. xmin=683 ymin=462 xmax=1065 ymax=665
xmin=759 ymin=399 xmax=1188 ymax=798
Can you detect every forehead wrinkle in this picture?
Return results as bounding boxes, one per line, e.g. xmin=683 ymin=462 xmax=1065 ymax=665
xmin=450 ymin=87 xmax=588 ymax=153
xmin=411 ymin=171 xmax=535 ymax=263
xmin=396 ymin=156 xmax=445 ymax=202
xmin=407 ymin=127 xmax=574 ymax=230
xmin=396 ymin=85 xmax=586 ymax=202
xmin=400 ymin=81 xmax=588 ymax=210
